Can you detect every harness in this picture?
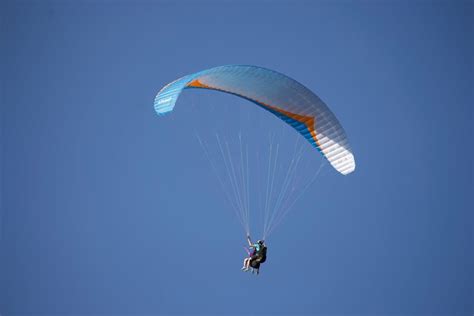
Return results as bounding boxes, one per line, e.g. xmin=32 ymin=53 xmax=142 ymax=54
xmin=258 ymin=246 xmax=267 ymax=263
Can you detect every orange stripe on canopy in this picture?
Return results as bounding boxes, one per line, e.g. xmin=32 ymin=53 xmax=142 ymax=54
xmin=187 ymin=79 xmax=212 ymax=89
xmin=260 ymin=104 xmax=321 ymax=149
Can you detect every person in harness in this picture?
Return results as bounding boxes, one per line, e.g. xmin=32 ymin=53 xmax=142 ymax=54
xmin=242 ymin=235 xmax=267 ymax=274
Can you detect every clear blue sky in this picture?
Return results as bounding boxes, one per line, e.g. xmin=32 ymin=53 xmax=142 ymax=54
xmin=1 ymin=1 xmax=472 ymax=315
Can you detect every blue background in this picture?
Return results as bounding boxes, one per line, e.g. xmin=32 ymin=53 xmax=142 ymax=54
xmin=1 ymin=1 xmax=472 ymax=315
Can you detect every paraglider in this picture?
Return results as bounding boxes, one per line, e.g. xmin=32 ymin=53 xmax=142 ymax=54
xmin=242 ymin=236 xmax=267 ymax=274
xmin=154 ymin=65 xmax=355 ymax=274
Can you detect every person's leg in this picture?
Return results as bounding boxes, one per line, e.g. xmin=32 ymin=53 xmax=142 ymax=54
xmin=245 ymin=258 xmax=250 ymax=268
xmin=242 ymin=258 xmax=250 ymax=270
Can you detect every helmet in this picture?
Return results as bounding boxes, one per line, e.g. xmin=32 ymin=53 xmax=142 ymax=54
xmin=257 ymin=240 xmax=264 ymax=245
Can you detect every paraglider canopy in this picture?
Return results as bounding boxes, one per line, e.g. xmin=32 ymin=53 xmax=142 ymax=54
xmin=154 ymin=65 xmax=355 ymax=175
